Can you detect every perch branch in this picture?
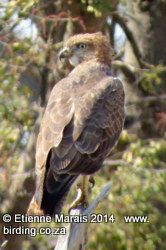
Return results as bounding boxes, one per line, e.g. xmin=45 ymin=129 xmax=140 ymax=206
xmin=54 ymin=183 xmax=112 ymax=250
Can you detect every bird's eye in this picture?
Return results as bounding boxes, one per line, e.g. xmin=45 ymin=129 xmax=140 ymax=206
xmin=77 ymin=43 xmax=87 ymax=49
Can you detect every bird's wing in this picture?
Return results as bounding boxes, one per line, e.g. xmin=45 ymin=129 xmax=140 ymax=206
xmin=47 ymin=75 xmax=125 ymax=176
xmin=74 ymin=76 xmax=125 ymax=160
xmin=35 ymin=80 xmax=75 ymax=175
xmin=36 ymin=70 xmax=124 ymax=177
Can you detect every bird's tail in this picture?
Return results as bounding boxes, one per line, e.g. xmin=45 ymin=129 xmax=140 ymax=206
xmin=39 ymin=172 xmax=78 ymax=217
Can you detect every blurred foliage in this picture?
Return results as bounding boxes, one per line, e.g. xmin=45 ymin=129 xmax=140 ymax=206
xmin=81 ymin=0 xmax=116 ymax=16
xmin=123 ymin=138 xmax=166 ymax=169
xmin=0 ymin=56 xmax=36 ymax=204
xmin=1 ymin=0 xmax=39 ymax=19
xmin=0 ymin=2 xmax=39 ymax=208
xmin=88 ymin=134 xmax=166 ymax=250
xmin=88 ymin=167 xmax=166 ymax=250
xmin=139 ymin=65 xmax=166 ymax=94
xmin=0 ymin=0 xmax=166 ymax=250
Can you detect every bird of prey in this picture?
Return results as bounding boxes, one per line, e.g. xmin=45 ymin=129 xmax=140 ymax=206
xmin=28 ymin=32 xmax=125 ymax=217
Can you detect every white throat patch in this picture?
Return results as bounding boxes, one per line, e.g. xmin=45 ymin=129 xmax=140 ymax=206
xmin=69 ymin=55 xmax=81 ymax=67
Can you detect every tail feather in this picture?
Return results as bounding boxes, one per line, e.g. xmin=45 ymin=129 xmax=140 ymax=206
xmin=40 ymin=173 xmax=78 ymax=216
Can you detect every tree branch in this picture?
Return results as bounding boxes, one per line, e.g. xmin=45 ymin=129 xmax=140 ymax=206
xmin=104 ymin=159 xmax=166 ymax=173
xmin=54 ymin=183 xmax=112 ymax=250
xmin=112 ymin=13 xmax=150 ymax=68
xmin=112 ymin=60 xmax=137 ymax=81
xmin=126 ymin=94 xmax=166 ymax=106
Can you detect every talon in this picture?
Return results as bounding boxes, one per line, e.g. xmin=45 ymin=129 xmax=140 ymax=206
xmin=69 ymin=188 xmax=89 ymax=213
xmin=68 ymin=187 xmax=82 ymax=214
xmin=89 ymin=176 xmax=95 ymax=188
xmin=68 ymin=176 xmax=89 ymax=214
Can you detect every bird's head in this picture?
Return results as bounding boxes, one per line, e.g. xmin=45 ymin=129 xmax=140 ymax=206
xmin=59 ymin=32 xmax=112 ymax=67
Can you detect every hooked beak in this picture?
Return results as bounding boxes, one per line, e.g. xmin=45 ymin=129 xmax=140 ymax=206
xmin=59 ymin=47 xmax=71 ymax=60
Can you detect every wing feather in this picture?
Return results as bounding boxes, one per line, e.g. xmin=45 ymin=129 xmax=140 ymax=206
xmin=35 ymin=83 xmax=75 ymax=174
xmin=36 ymin=70 xmax=124 ymax=178
xmin=49 ymin=76 xmax=124 ymax=175
xmin=73 ymin=77 xmax=124 ymax=159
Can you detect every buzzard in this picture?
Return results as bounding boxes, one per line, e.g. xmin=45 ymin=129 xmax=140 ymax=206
xmin=28 ymin=32 xmax=125 ymax=216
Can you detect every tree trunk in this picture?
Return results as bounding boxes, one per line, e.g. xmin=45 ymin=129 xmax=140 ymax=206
xmin=124 ymin=0 xmax=166 ymax=137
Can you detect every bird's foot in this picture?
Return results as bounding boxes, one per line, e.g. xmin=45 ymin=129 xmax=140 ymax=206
xmin=68 ymin=176 xmax=95 ymax=214
xmin=68 ymin=186 xmax=89 ymax=214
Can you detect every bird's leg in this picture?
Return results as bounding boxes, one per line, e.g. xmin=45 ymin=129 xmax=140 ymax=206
xmin=69 ymin=175 xmax=94 ymax=212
